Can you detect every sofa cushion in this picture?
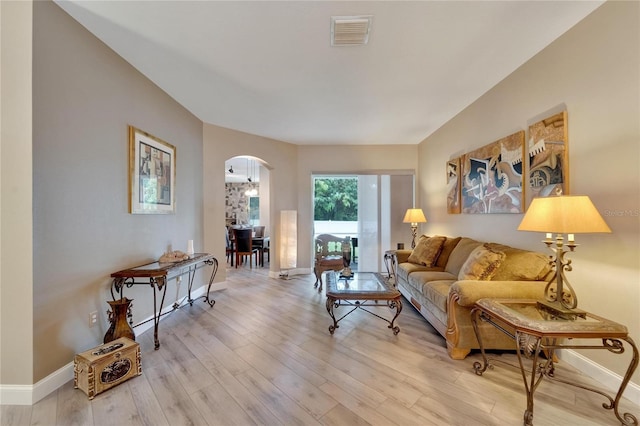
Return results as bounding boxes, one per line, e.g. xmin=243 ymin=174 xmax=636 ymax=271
xmin=408 ymin=235 xmax=446 ymax=267
xmin=486 ymin=243 xmax=552 ymax=281
xmin=445 ymin=238 xmax=483 ymax=276
xmin=458 ymin=244 xmax=506 ymax=280
xmin=422 ymin=280 xmax=456 ymax=313
xmin=406 ymin=270 xmax=457 ymax=293
xmin=397 ymin=262 xmax=443 ymax=284
xmin=435 ymin=236 xmax=462 ymax=268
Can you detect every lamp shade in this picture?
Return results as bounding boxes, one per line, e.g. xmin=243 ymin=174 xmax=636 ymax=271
xmin=403 ymin=208 xmax=427 ymax=224
xmin=518 ymin=196 xmax=611 ymax=234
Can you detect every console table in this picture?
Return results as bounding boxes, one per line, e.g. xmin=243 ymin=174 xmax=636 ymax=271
xmin=471 ymin=298 xmax=638 ymax=426
xmin=110 ymin=253 xmax=218 ymax=349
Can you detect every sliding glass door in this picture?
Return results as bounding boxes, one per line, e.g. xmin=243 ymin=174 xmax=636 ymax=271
xmin=313 ymin=173 xmax=413 ymax=273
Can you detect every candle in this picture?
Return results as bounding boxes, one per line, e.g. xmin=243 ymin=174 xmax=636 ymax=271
xmin=546 ymin=233 xmax=552 ymax=239
xmin=568 ymin=234 xmax=575 ymax=243
xmin=187 ymin=240 xmax=194 ymax=255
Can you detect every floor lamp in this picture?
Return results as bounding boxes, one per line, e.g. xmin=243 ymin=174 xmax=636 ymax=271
xmin=279 ymin=210 xmax=297 ymax=279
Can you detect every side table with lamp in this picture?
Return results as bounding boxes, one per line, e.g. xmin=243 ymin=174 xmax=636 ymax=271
xmin=403 ymin=208 xmax=427 ymax=249
xmin=471 ymin=195 xmax=637 ymax=425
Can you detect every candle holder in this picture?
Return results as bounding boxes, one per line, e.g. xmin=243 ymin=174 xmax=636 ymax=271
xmin=538 ymin=233 xmax=585 ymax=319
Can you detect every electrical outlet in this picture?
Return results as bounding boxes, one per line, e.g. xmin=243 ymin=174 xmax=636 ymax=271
xmin=89 ymin=311 xmax=98 ymax=328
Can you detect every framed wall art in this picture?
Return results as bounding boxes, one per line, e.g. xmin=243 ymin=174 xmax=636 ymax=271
xmin=129 ymin=126 xmax=176 ymax=214
xmin=446 ymin=157 xmax=461 ymax=214
xmin=527 ymin=111 xmax=569 ymax=199
xmin=461 ymin=130 xmax=525 ymax=214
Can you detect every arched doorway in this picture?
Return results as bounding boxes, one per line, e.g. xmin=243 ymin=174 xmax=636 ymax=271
xmin=224 ymin=155 xmax=271 ymax=271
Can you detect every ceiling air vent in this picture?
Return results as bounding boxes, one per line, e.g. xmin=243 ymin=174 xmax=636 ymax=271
xmin=331 ymin=15 xmax=372 ymax=46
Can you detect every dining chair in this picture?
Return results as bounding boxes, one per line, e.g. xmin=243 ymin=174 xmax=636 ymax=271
xmin=225 ymin=226 xmax=234 ymax=266
xmin=252 ymin=226 xmax=267 ymax=266
xmin=233 ymin=228 xmax=259 ymax=268
xmin=253 ymin=226 xmax=265 ymax=238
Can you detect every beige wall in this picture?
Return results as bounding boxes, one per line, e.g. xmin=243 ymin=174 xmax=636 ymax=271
xmin=0 ymin=0 xmax=34 ymax=386
xmin=30 ymin=1 xmax=205 ymax=381
xmin=418 ymin=1 xmax=639 ymax=384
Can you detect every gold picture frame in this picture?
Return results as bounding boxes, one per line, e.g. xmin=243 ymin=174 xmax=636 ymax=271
xmin=129 ymin=126 xmax=176 ymax=214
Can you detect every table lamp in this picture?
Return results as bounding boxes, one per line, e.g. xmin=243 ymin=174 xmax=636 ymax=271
xmin=403 ymin=208 xmax=427 ymax=249
xmin=518 ymin=195 xmax=611 ymax=319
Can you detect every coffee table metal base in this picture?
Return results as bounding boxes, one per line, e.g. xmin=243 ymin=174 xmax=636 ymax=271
xmin=326 ymin=297 xmax=402 ymax=335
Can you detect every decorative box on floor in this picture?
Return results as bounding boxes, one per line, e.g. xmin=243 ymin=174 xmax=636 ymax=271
xmin=74 ymin=337 xmax=141 ymax=399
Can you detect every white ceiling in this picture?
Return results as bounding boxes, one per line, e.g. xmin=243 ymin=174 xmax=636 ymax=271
xmin=55 ymin=1 xmax=603 ymax=146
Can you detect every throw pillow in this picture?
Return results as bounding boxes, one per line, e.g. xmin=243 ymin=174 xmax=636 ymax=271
xmin=458 ymin=244 xmax=506 ymax=281
xmin=408 ymin=235 xmax=446 ymax=267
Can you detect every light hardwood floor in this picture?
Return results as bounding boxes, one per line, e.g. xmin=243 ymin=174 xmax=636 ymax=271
xmin=3 ymin=265 xmax=639 ymax=425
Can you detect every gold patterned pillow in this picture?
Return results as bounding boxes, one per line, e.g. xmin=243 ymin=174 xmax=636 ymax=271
xmin=408 ymin=236 xmax=446 ymax=267
xmin=458 ymin=244 xmax=506 ymax=281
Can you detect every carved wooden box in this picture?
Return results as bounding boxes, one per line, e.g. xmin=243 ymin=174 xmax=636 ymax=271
xmin=74 ymin=337 xmax=141 ymax=399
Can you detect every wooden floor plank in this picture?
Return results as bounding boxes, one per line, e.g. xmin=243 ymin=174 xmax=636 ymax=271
xmin=235 ymin=368 xmax=322 ymax=425
xmin=89 ymin=382 xmax=144 ymax=426
xmin=28 ymin=390 xmax=57 ymax=426
xmin=126 ymin=374 xmax=170 ymax=426
xmin=0 ymin=405 xmax=32 ymax=426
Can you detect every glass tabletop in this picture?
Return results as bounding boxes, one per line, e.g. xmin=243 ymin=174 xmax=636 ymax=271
xmin=476 ymin=299 xmax=628 ymax=336
xmin=326 ymin=271 xmax=399 ymax=299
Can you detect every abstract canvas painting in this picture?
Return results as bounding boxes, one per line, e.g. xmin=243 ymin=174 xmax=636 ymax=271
xmin=461 ymin=131 xmax=525 ymax=214
xmin=527 ymin=111 xmax=569 ymax=199
xmin=446 ymin=158 xmax=461 ymax=214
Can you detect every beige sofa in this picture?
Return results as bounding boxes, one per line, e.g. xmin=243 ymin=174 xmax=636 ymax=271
xmin=396 ymin=236 xmax=552 ymax=360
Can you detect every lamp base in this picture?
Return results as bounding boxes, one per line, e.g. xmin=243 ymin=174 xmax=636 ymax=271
xmin=536 ymin=300 xmax=586 ymax=320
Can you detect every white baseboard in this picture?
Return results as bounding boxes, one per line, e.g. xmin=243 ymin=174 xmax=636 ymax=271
xmin=0 ymin=283 xmax=227 ymax=405
xmin=558 ymin=349 xmax=640 ymax=405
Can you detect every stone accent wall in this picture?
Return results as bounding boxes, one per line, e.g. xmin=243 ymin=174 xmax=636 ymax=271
xmin=225 ymin=182 xmax=259 ymax=224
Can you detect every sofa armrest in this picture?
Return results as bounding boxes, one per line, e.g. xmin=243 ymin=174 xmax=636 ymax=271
xmin=449 ymin=280 xmax=547 ymax=307
xmin=445 ymin=280 xmax=548 ymax=359
xmin=395 ymin=249 xmax=413 ymax=264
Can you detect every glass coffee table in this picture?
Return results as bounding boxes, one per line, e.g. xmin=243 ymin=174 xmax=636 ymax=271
xmin=325 ymin=271 xmax=402 ymax=335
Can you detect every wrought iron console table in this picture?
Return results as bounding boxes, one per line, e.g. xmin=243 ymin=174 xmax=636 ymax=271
xmin=110 ymin=253 xmax=218 ymax=349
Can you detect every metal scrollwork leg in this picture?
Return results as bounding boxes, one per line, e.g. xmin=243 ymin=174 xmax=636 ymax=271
xmin=151 ymin=277 xmax=168 ymax=350
xmin=471 ymin=308 xmax=490 ymax=375
xmin=514 ymin=330 xmax=545 ymax=426
xmin=326 ymin=297 xmax=338 ymax=334
xmin=388 ymin=297 xmax=402 ymax=335
xmin=203 ymin=258 xmax=218 ymax=307
xmin=612 ymin=337 xmax=638 ymax=426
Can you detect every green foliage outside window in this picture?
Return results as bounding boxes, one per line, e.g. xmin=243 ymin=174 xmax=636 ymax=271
xmin=314 ymin=177 xmax=357 ymax=221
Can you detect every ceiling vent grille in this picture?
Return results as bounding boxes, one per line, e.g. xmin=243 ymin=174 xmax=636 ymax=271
xmin=331 ymin=15 xmax=372 ymax=46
